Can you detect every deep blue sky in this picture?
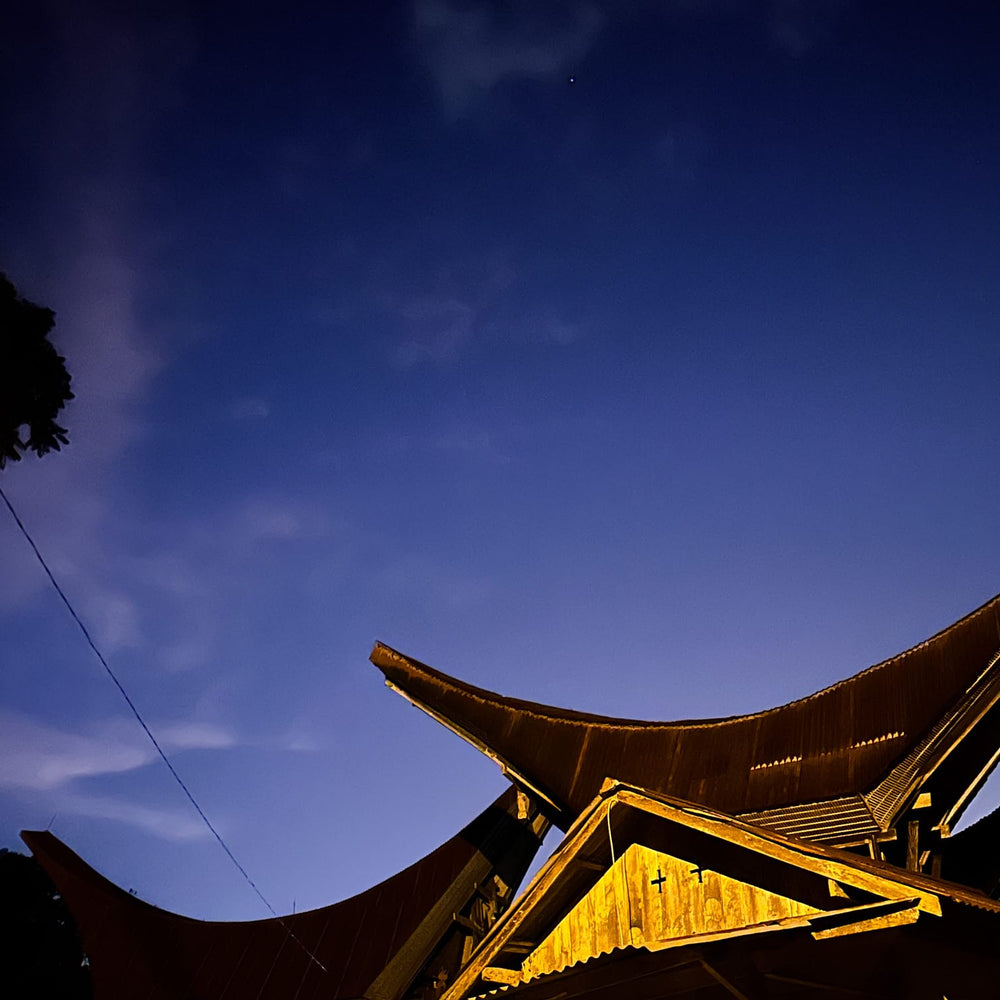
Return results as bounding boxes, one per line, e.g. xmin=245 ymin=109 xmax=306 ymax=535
xmin=2 ymin=0 xmax=999 ymax=920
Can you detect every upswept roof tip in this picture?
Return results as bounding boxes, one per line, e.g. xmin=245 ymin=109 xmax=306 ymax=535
xmin=371 ymin=592 xmax=1000 ymax=823
xmin=372 ymin=590 xmax=1000 ymax=730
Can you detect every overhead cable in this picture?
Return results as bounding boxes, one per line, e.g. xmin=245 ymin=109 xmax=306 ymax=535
xmin=0 ymin=483 xmax=327 ymax=973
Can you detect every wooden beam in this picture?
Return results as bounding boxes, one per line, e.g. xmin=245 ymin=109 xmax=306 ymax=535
xmin=935 ymin=740 xmax=1000 ymax=837
xmin=472 ymin=881 xmax=495 ymax=904
xmin=811 ymin=902 xmax=920 ymax=939
xmin=907 ymin=818 xmax=920 ymax=872
xmin=867 ymin=647 xmax=1000 ymax=831
xmin=827 ymin=879 xmax=849 ymax=898
xmin=481 ymin=967 xmax=521 ymax=986
xmin=807 ymin=896 xmax=921 ymax=933
xmin=439 ymin=795 xmax=617 ymax=1000
xmin=614 ymin=788 xmax=943 ymax=915
xmin=700 ymin=960 xmax=756 ymax=1000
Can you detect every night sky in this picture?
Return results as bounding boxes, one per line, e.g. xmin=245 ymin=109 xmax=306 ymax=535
xmin=2 ymin=0 xmax=1000 ymax=921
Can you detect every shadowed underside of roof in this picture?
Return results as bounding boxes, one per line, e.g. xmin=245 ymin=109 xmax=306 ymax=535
xmin=371 ymin=593 xmax=1000 ymax=827
xmin=22 ymin=787 xmax=547 ymax=1000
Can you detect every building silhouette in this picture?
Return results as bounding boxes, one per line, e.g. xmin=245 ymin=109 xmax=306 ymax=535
xmin=26 ymin=593 xmax=1000 ymax=998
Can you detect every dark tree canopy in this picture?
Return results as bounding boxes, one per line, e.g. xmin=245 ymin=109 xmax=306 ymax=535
xmin=0 ymin=274 xmax=73 ymax=470
xmin=0 ymin=848 xmax=92 ymax=998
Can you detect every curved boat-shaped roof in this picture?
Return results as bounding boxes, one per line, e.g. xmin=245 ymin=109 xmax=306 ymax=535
xmin=22 ymin=787 xmax=546 ymax=1000
xmin=372 ymin=593 xmax=1000 ymax=828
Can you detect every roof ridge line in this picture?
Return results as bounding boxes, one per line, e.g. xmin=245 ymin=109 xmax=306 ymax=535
xmin=374 ymin=592 xmax=1000 ymax=730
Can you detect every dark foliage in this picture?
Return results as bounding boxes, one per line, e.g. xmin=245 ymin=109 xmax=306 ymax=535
xmin=0 ymin=848 xmax=92 ymax=998
xmin=0 ymin=274 xmax=73 ymax=469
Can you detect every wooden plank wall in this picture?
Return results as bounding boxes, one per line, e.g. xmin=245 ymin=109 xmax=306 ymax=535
xmin=522 ymin=843 xmax=818 ymax=980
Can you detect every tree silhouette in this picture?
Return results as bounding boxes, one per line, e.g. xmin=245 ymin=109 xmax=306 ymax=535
xmin=0 ymin=848 xmax=92 ymax=998
xmin=0 ymin=274 xmax=73 ymax=470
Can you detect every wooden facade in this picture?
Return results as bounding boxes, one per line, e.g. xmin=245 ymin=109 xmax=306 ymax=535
xmin=446 ymin=782 xmax=1000 ymax=999
xmin=520 ymin=842 xmax=820 ymax=980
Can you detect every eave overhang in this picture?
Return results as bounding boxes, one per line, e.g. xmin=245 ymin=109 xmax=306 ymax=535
xmin=372 ymin=593 xmax=1000 ymax=833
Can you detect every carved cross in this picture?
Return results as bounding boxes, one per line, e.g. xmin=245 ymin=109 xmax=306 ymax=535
xmin=650 ymin=868 xmax=667 ymax=893
xmin=690 ymin=864 xmax=705 ymax=883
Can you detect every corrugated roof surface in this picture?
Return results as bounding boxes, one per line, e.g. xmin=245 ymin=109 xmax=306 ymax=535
xmin=22 ymin=787 xmax=543 ymax=1000
xmin=372 ymin=593 xmax=1000 ymax=826
xmin=740 ymin=795 xmax=880 ymax=843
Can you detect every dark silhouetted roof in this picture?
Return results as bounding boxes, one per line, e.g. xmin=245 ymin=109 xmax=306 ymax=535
xmin=23 ymin=786 xmax=547 ymax=1000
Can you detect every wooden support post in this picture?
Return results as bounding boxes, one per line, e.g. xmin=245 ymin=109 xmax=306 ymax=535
xmin=931 ymin=854 xmax=942 ymax=879
xmin=516 ymin=790 xmax=531 ymax=820
xmin=906 ymin=819 xmax=920 ymax=872
xmin=473 ymin=881 xmax=495 ymax=904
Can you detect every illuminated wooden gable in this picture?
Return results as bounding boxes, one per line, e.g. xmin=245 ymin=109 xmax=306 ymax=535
xmin=520 ymin=841 xmax=820 ymax=980
xmin=444 ymin=782 xmax=1000 ymax=1000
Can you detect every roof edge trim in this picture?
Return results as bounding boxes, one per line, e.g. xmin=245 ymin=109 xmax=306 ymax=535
xmin=371 ymin=593 xmax=1000 ymax=731
xmin=384 ymin=679 xmax=565 ymax=817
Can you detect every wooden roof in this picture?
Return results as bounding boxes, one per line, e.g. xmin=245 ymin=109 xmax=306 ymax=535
xmin=441 ymin=781 xmax=1000 ymax=1000
xmin=22 ymin=787 xmax=548 ymax=1000
xmin=371 ymin=593 xmax=1000 ymax=833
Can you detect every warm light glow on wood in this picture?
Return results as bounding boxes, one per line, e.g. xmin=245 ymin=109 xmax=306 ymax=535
xmin=522 ymin=842 xmax=818 ymax=980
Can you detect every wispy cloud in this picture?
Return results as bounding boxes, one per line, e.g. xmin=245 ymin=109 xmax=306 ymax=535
xmin=0 ymin=710 xmax=236 ymax=792
xmin=156 ymin=720 xmax=237 ymax=751
xmin=56 ymin=791 xmax=211 ymax=841
xmin=413 ymin=0 xmax=604 ymax=118
xmin=1 ymin=712 xmax=219 ymax=840
xmin=380 ymin=252 xmax=584 ymax=367
xmin=411 ymin=0 xmax=845 ymax=122
xmin=234 ymin=495 xmax=333 ymax=545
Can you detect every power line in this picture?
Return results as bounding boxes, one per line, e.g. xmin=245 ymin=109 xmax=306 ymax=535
xmin=0 ymin=483 xmax=327 ymax=973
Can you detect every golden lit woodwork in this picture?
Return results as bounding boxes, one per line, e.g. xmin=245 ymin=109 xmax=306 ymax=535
xmin=522 ymin=843 xmax=818 ymax=980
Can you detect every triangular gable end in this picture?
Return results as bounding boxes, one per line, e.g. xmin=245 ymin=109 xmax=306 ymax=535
xmin=446 ymin=783 xmax=958 ymax=1000
xmin=521 ymin=842 xmax=820 ymax=981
